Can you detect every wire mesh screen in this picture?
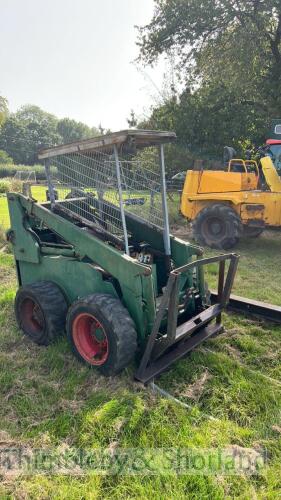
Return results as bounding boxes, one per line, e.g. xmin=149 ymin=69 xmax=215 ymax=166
xmin=46 ymin=144 xmax=166 ymax=250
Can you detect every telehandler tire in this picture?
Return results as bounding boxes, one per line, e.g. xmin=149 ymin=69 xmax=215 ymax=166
xmin=15 ymin=281 xmax=68 ymax=345
xmin=192 ymin=204 xmax=242 ymax=249
xmin=243 ymin=226 xmax=264 ymax=238
xmin=67 ymin=293 xmax=137 ymax=376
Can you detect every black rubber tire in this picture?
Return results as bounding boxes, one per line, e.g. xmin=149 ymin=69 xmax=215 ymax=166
xmin=67 ymin=293 xmax=137 ymax=376
xmin=243 ymin=226 xmax=264 ymax=238
xmin=15 ymin=281 xmax=68 ymax=345
xmin=192 ymin=204 xmax=243 ymax=250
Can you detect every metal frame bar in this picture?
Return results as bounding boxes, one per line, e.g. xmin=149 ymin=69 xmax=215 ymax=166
xmin=135 ymin=253 xmax=239 ymax=383
xmin=159 ymin=144 xmax=171 ymax=264
xmin=113 ymin=145 xmax=130 ymax=255
xmin=44 ymin=159 xmax=56 ymax=210
xmin=211 ymin=291 xmax=281 ymax=324
xmin=136 ymin=323 xmax=223 ymax=383
xmin=53 ymin=202 xmax=125 ymax=248
xmin=38 ymin=130 xmax=176 ymax=159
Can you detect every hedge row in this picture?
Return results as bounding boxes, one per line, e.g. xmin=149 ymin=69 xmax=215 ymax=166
xmin=0 ymin=178 xmax=23 ymax=194
xmin=0 ymin=164 xmax=57 ymax=180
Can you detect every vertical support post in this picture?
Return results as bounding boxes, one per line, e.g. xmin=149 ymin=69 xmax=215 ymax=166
xmin=113 ymin=145 xmax=130 ymax=255
xmin=159 ymin=144 xmax=171 ymax=271
xmin=221 ymin=256 xmax=239 ymax=307
xmin=216 ymin=260 xmax=225 ymax=324
xmin=97 ymin=189 xmax=105 ymax=227
xmin=45 ymin=159 xmax=56 ymax=210
xmin=197 ymin=264 xmax=206 ymax=304
xmin=166 ymin=275 xmax=180 ymax=341
xmin=22 ymin=182 xmax=31 ymax=197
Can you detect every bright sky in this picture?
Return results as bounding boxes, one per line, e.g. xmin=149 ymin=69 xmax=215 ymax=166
xmin=0 ymin=0 xmax=165 ymax=130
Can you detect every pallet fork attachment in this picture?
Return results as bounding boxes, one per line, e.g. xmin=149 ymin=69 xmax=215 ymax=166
xmin=135 ymin=253 xmax=239 ymax=383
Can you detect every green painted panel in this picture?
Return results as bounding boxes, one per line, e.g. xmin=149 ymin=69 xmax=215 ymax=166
xmin=19 ymin=256 xmax=119 ymax=304
xmin=19 ymin=256 xmax=149 ymax=340
xmin=8 ymin=193 xmax=207 ymax=344
xmin=7 ymin=195 xmax=40 ymax=264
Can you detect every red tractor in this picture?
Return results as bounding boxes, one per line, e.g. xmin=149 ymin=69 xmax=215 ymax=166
xmin=265 ymin=119 xmax=281 ymax=172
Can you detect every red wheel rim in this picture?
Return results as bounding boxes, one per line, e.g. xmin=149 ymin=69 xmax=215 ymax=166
xmin=72 ymin=313 xmax=109 ymax=365
xmin=20 ymin=298 xmax=44 ymax=335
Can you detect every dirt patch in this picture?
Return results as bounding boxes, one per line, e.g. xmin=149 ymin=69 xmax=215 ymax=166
xmin=0 ymin=430 xmax=16 ymax=446
xmin=223 ymin=344 xmax=243 ymax=362
xmin=272 ymin=425 xmax=281 ymax=434
xmin=262 ymin=348 xmax=281 ymax=361
xmin=222 ymin=445 xmax=264 ymax=473
xmin=171 ymin=224 xmax=192 ymax=240
xmin=177 ymin=370 xmax=211 ymax=400
xmin=57 ymin=399 xmax=86 ymax=413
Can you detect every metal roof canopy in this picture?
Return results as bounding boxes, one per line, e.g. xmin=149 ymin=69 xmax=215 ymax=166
xmin=38 ymin=129 xmax=177 ymax=160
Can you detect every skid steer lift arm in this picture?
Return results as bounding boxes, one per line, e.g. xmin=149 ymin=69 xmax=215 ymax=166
xmin=135 ymin=253 xmax=239 ymax=383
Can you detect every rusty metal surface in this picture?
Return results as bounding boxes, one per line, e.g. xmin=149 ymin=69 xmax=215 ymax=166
xmin=135 ymin=253 xmax=239 ymax=383
xmin=39 ymin=133 xmax=175 ymax=256
xmin=211 ymin=292 xmax=281 ymax=324
xmin=135 ymin=322 xmax=223 ymax=384
xmin=38 ymin=129 xmax=177 ymax=159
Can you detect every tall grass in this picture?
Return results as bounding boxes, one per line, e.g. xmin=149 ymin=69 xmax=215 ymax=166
xmin=0 ymin=224 xmax=6 ymax=245
xmin=0 ymin=178 xmax=23 ymax=193
xmin=0 ymin=222 xmax=281 ymax=496
xmin=0 ymin=247 xmax=281 ymax=497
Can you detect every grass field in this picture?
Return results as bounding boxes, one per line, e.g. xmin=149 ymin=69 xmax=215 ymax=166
xmin=0 ymin=187 xmax=64 ymax=229
xmin=0 ymin=195 xmax=10 ymax=229
xmin=0 ymin=194 xmax=281 ymax=497
xmin=0 ymin=186 xmax=182 ymax=230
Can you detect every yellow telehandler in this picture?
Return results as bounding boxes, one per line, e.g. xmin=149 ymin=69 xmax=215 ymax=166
xmin=181 ymin=154 xmax=281 ymax=249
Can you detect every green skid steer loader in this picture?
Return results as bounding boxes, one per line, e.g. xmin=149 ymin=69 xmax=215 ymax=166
xmin=7 ymin=130 xmax=239 ymax=383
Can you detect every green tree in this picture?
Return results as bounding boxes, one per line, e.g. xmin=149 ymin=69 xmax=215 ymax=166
xmin=137 ymin=0 xmax=281 ymax=155
xmin=57 ymin=118 xmax=99 ymax=143
xmin=0 ymin=105 xmax=61 ymax=164
xmin=0 ymin=96 xmax=8 ymax=128
xmin=0 ymin=150 xmax=13 ymax=165
xmin=0 ymin=104 xmax=102 ymax=164
xmin=0 ymin=116 xmax=32 ymax=164
xmin=138 ymin=0 xmax=281 ymax=81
